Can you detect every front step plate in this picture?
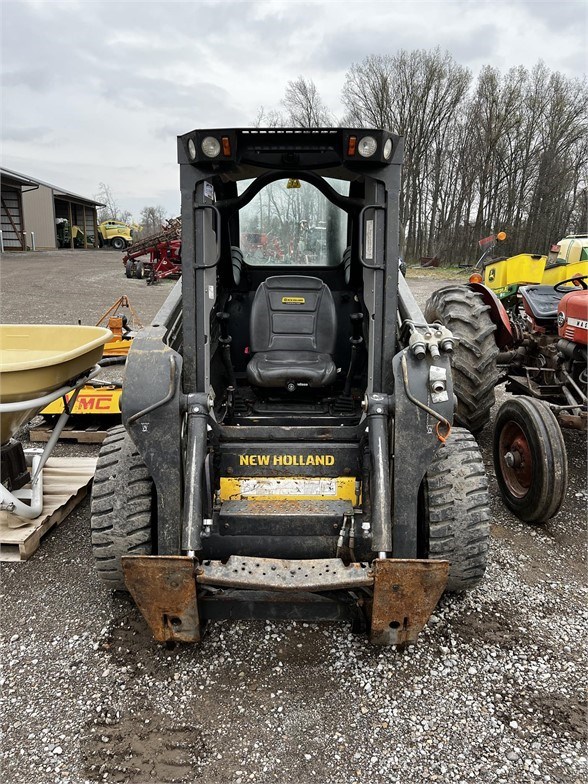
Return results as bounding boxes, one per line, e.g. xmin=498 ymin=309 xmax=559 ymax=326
xmin=218 ymin=499 xmax=353 ymax=536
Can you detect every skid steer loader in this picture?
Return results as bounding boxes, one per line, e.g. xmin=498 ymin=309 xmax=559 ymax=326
xmin=91 ymin=127 xmax=491 ymax=646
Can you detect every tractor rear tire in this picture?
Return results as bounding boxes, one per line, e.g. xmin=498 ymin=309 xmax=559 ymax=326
xmin=425 ymin=286 xmax=500 ymax=433
xmin=493 ymin=397 xmax=567 ymax=523
xmin=420 ymin=427 xmax=490 ymax=592
xmin=125 ymin=260 xmax=134 ymax=278
xmin=91 ymin=425 xmax=153 ymax=591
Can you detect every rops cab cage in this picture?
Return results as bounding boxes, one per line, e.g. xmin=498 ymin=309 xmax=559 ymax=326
xmin=90 ymin=128 xmax=491 ymax=646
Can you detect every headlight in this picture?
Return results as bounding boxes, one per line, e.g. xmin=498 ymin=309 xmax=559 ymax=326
xmin=187 ymin=139 xmax=197 ymax=160
xmin=358 ymin=136 xmax=377 ymax=157
xmin=383 ymin=139 xmax=393 ymax=160
xmin=201 ymin=136 xmax=221 ymax=158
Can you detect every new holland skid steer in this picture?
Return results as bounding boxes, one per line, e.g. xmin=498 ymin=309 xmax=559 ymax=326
xmin=91 ymin=128 xmax=491 ymax=646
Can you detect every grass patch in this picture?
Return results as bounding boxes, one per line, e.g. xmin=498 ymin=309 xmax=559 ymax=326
xmin=405 ymin=265 xmax=471 ymax=280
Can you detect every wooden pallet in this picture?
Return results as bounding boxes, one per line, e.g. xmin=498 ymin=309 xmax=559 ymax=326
xmin=29 ymin=423 xmax=110 ymax=444
xmin=0 ymin=457 xmax=97 ymax=561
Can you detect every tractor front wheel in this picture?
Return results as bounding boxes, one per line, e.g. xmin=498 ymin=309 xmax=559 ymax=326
xmin=420 ymin=427 xmax=491 ymax=591
xmin=91 ymin=426 xmax=154 ymax=590
xmin=493 ymin=397 xmax=567 ymax=523
xmin=111 ymin=236 xmax=126 ymax=251
xmin=425 ymin=286 xmax=500 ymax=433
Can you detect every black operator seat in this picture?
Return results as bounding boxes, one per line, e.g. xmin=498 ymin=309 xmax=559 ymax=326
xmin=246 ymin=276 xmax=338 ymax=388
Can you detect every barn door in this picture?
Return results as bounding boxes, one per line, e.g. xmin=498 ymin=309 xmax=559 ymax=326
xmin=1 ymin=188 xmax=24 ymax=250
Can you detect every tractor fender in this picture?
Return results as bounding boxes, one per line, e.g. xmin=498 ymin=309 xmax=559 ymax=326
xmin=467 ymin=282 xmax=513 ymax=348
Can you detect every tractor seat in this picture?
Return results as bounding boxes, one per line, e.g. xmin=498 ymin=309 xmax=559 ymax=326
xmin=520 ymin=285 xmax=563 ymax=322
xmin=246 ymin=276 xmax=337 ymax=389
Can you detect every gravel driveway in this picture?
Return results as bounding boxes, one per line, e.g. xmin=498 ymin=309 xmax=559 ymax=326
xmin=1 ymin=251 xmax=586 ymax=784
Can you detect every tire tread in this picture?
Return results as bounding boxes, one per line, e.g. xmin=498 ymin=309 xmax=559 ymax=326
xmin=422 ymin=427 xmax=491 ymax=591
xmin=90 ymin=425 xmax=153 ymax=591
xmin=425 ymin=286 xmax=500 ymax=433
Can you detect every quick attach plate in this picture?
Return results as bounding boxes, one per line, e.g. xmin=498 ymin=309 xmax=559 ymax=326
xmin=122 ymin=555 xmax=449 ymax=647
xmin=369 ymin=558 xmax=449 ymax=646
xmin=122 ymin=556 xmax=200 ymax=643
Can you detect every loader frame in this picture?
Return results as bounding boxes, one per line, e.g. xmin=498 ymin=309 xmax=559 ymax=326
xmin=117 ymin=128 xmax=459 ymax=644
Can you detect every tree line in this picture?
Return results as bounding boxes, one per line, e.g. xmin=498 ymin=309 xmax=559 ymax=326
xmin=259 ymin=50 xmax=587 ymax=266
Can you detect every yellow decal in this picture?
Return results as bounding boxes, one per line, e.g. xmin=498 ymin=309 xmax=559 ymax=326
xmin=282 ymin=296 xmax=305 ymax=304
xmin=239 ymin=454 xmax=335 ymax=467
xmin=42 ymin=387 xmax=121 ymax=415
xmin=220 ymin=476 xmax=357 ymax=503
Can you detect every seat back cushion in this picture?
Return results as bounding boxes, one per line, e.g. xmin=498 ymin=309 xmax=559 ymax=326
xmin=249 ymin=276 xmax=337 ymax=354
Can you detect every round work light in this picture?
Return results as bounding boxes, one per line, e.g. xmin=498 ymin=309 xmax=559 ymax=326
xmin=358 ymin=136 xmax=378 ymax=157
xmin=201 ymin=136 xmax=221 ymax=158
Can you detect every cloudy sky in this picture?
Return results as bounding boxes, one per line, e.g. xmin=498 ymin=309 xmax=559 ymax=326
xmin=2 ymin=0 xmax=586 ymax=218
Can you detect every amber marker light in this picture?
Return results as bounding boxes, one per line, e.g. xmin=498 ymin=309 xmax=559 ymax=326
xmin=221 ymin=136 xmax=231 ymax=156
xmin=497 ymin=231 xmax=507 ymax=241
xmin=469 ymin=272 xmax=483 ymax=284
xmin=347 ymin=136 xmax=357 ymax=156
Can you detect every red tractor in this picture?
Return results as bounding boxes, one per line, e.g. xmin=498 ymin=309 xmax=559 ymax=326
xmin=426 ymin=275 xmax=588 ymax=524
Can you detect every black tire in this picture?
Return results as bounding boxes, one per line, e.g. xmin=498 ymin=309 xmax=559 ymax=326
xmin=111 ymin=236 xmax=126 ymax=251
xmin=425 ymin=286 xmax=500 ymax=433
xmin=136 ymin=261 xmax=144 ymax=279
xmin=125 ymin=260 xmax=134 ymax=279
xmin=493 ymin=397 xmax=567 ymax=523
xmin=91 ymin=426 xmax=154 ymax=590
xmin=420 ymin=427 xmax=491 ymax=592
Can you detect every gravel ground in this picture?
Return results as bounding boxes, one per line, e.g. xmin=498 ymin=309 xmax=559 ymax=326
xmin=1 ymin=250 xmax=586 ymax=784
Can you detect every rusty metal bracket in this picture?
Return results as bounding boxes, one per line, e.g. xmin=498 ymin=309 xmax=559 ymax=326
xmin=369 ymin=559 xmax=449 ymax=646
xmin=122 ymin=555 xmax=200 ymax=643
xmin=197 ymin=556 xmax=373 ymax=592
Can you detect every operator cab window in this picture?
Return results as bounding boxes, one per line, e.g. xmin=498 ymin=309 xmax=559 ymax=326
xmin=238 ymin=178 xmax=348 ymax=267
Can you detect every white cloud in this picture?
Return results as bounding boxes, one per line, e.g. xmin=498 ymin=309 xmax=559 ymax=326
xmin=1 ymin=0 xmax=585 ymax=218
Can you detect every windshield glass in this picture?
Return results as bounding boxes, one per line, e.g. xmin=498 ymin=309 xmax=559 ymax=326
xmin=239 ymin=178 xmax=348 ymax=266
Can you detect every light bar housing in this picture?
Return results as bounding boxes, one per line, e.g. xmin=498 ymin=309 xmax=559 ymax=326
xmin=178 ymin=128 xmax=400 ymax=170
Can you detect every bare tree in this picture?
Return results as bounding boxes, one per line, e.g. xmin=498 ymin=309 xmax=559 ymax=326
xmin=282 ymin=77 xmax=332 ymax=127
xmin=253 ymin=105 xmax=286 ymax=127
xmin=95 ymin=182 xmax=132 ymax=224
xmin=343 ymin=48 xmax=471 ymax=259
xmin=343 ymin=51 xmax=587 ymax=264
xmin=139 ymin=205 xmax=169 ymax=236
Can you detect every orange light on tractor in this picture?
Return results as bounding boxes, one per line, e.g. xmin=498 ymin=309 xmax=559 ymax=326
xmin=221 ymin=136 xmax=231 ymax=156
xmin=469 ymin=272 xmax=483 ymax=284
xmin=347 ymin=136 xmax=357 ymax=156
xmin=496 ymin=231 xmax=507 ymax=241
